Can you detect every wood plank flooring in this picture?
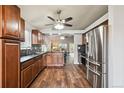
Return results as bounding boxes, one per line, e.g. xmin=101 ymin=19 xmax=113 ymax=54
xmin=29 ymin=64 xmax=92 ymax=88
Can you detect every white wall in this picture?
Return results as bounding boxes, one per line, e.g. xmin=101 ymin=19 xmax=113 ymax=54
xmin=41 ymin=30 xmax=85 ymax=34
xmin=84 ymin=13 xmax=108 ymax=32
xmin=21 ymin=21 xmax=37 ymax=49
xmin=108 ymin=6 xmax=124 ymax=87
xmin=74 ymin=34 xmax=82 ymax=64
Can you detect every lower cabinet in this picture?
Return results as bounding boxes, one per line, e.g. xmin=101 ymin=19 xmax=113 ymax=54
xmin=46 ymin=53 xmax=53 ymax=66
xmin=21 ymin=65 xmax=32 ymax=88
xmin=43 ymin=54 xmax=47 ymax=67
xmin=46 ymin=52 xmax=64 ymax=66
xmin=57 ymin=53 xmax=64 ymax=66
xmin=21 ymin=55 xmax=46 ymax=88
xmin=21 ymin=52 xmax=64 ymax=87
xmin=0 ymin=39 xmax=20 ymax=88
xmin=32 ymin=60 xmax=39 ymax=79
xmin=39 ymin=57 xmax=44 ymax=70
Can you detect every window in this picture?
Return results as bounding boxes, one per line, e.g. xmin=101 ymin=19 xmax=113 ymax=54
xmin=21 ymin=30 xmax=31 ymax=49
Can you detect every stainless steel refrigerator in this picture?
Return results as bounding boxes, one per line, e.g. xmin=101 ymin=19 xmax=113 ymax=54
xmin=85 ymin=24 xmax=108 ymax=88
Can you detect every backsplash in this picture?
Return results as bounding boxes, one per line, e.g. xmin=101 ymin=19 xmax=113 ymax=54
xmin=21 ymin=45 xmax=42 ymax=57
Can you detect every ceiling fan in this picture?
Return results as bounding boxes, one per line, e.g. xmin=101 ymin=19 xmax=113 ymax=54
xmin=45 ymin=10 xmax=73 ymax=30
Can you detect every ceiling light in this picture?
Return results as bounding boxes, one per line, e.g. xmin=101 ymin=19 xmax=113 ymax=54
xmin=54 ymin=24 xmax=64 ymax=30
xmin=62 ymin=20 xmax=65 ymax=23
xmin=58 ymin=33 xmax=61 ymax=35
xmin=60 ymin=36 xmax=65 ymax=40
xmin=49 ymin=33 xmax=52 ymax=35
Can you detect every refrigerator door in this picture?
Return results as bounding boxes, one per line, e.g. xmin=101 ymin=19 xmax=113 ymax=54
xmin=93 ymin=25 xmax=107 ymax=88
xmin=86 ymin=30 xmax=97 ymax=87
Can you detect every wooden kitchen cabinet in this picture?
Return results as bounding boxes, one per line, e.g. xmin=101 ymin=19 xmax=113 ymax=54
xmin=38 ymin=32 xmax=42 ymax=44
xmin=32 ymin=60 xmax=39 ymax=79
xmin=0 ymin=6 xmax=2 ymax=37
xmin=57 ymin=53 xmax=64 ymax=66
xmin=1 ymin=5 xmax=20 ymax=40
xmin=21 ymin=54 xmax=46 ymax=87
xmin=46 ymin=53 xmax=53 ymax=66
xmin=19 ymin=18 xmax=25 ymax=42
xmin=21 ymin=65 xmax=32 ymax=88
xmin=0 ymin=39 xmax=20 ymax=88
xmin=52 ymin=53 xmax=58 ymax=66
xmin=46 ymin=52 xmax=64 ymax=66
xmin=39 ymin=56 xmax=44 ymax=70
xmin=43 ymin=54 xmax=47 ymax=67
xmin=32 ymin=30 xmax=38 ymax=44
xmin=32 ymin=30 xmax=42 ymax=44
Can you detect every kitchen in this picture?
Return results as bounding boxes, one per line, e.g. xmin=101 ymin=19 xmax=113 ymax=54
xmin=1 ymin=5 xmax=124 ymax=88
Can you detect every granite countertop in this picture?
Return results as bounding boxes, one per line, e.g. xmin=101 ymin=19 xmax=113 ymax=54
xmin=20 ymin=52 xmax=47 ymax=63
xmin=20 ymin=51 xmax=65 ymax=63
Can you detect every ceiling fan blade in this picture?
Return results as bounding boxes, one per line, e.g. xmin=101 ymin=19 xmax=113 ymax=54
xmin=45 ymin=24 xmax=54 ymax=26
xmin=64 ymin=23 xmax=72 ymax=27
xmin=64 ymin=17 xmax=73 ymax=22
xmin=47 ymin=16 xmax=55 ymax=21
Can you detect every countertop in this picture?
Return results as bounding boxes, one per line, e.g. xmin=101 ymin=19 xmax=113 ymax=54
xmin=20 ymin=52 xmax=47 ymax=63
xmin=20 ymin=51 xmax=65 ymax=63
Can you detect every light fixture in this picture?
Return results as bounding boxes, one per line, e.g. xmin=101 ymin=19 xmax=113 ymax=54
xmin=49 ymin=33 xmax=52 ymax=35
xmin=58 ymin=33 xmax=61 ymax=35
xmin=62 ymin=20 xmax=65 ymax=23
xmin=54 ymin=23 xmax=64 ymax=30
xmin=60 ymin=36 xmax=65 ymax=40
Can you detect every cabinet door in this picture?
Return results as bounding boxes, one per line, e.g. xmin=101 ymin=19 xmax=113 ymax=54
xmin=21 ymin=65 xmax=32 ymax=88
xmin=38 ymin=32 xmax=41 ymax=44
xmin=19 ymin=18 xmax=25 ymax=42
xmin=52 ymin=53 xmax=58 ymax=66
xmin=32 ymin=61 xmax=39 ymax=79
xmin=46 ymin=53 xmax=53 ymax=66
xmin=32 ymin=30 xmax=38 ymax=44
xmin=57 ymin=53 xmax=64 ymax=66
xmin=2 ymin=5 xmax=20 ymax=39
xmin=3 ymin=40 xmax=20 ymax=88
xmin=0 ymin=5 xmax=2 ymax=37
xmin=42 ymin=54 xmax=46 ymax=67
xmin=39 ymin=57 xmax=44 ymax=70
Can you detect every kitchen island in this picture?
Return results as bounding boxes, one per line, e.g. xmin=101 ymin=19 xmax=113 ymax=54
xmin=46 ymin=51 xmax=65 ymax=66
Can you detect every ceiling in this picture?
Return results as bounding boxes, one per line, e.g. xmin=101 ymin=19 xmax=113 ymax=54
xmin=18 ymin=5 xmax=108 ymax=30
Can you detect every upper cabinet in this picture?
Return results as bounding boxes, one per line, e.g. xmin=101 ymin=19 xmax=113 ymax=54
xmin=32 ymin=30 xmax=42 ymax=44
xmin=0 ymin=6 xmax=2 ymax=37
xmin=38 ymin=32 xmax=42 ymax=44
xmin=1 ymin=5 xmax=20 ymax=40
xmin=19 ymin=18 xmax=25 ymax=42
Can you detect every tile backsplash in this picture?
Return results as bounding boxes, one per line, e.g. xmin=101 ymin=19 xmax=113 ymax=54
xmin=21 ymin=44 xmax=42 ymax=57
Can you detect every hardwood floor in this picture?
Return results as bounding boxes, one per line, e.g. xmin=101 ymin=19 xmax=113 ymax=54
xmin=29 ymin=64 xmax=92 ymax=88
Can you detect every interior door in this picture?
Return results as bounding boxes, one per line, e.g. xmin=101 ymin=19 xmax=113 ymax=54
xmin=3 ymin=39 xmax=20 ymax=88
